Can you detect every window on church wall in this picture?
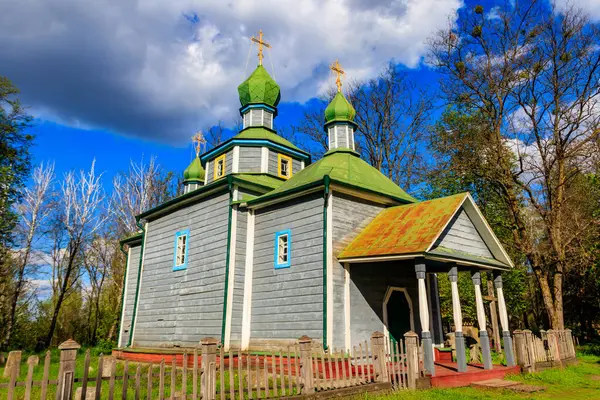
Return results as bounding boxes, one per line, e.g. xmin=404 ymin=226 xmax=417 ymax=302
xmin=278 ymin=154 xmax=292 ymax=179
xmin=213 ymin=154 xmax=226 ymax=180
xmin=274 ymin=230 xmax=291 ymax=269
xmin=173 ymin=229 xmax=189 ymax=271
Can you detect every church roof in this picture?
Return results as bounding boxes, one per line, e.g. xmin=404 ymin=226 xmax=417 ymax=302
xmin=338 ymin=192 xmax=513 ymax=269
xmin=183 ymin=156 xmax=205 ymax=182
xmin=237 ymin=65 xmax=281 ymax=108
xmin=325 ymin=91 xmax=356 ymax=125
xmin=248 ymin=148 xmax=416 ymax=205
xmin=234 ymin=127 xmax=303 ymax=152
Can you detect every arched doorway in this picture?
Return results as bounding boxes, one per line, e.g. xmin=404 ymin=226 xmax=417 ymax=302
xmin=383 ymin=287 xmax=415 ymax=342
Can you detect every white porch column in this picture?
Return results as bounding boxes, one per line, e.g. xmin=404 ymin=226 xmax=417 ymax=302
xmin=448 ymin=266 xmax=467 ymax=372
xmin=471 ymin=271 xmax=492 ymax=369
xmin=415 ymin=261 xmax=435 ymax=376
xmin=494 ymin=272 xmax=516 ymax=366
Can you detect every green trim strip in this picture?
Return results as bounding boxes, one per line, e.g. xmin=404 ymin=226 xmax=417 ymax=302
xmin=322 ymin=175 xmax=330 ymax=351
xmin=117 ymin=242 xmax=129 ymax=347
xmin=127 ymin=221 xmax=146 ymax=347
xmin=221 ymin=176 xmax=234 ymax=344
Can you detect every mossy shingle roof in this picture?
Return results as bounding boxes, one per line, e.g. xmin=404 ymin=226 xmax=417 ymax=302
xmin=338 ymin=193 xmax=468 ymax=258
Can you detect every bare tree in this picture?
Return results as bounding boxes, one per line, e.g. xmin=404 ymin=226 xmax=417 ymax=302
xmin=110 ymin=156 xmax=176 ymax=237
xmin=428 ymin=1 xmax=600 ymax=328
xmin=292 ymin=64 xmax=433 ymax=191
xmin=1 ymin=162 xmax=53 ymax=350
xmin=44 ymin=160 xmax=106 ymax=347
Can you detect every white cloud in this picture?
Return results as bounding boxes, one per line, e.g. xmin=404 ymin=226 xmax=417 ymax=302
xmin=555 ymin=0 xmax=600 ymax=20
xmin=0 ymin=0 xmax=462 ymax=142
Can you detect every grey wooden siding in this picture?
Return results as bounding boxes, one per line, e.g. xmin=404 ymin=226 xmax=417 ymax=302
xmin=349 ymin=261 xmax=421 ymax=345
xmin=267 ymin=149 xmax=302 ymax=177
xmin=206 ymin=149 xmax=234 ymax=184
xmin=133 ymin=192 xmax=230 ymax=347
xmin=432 ymin=207 xmax=493 ymax=258
xmin=335 ymin=126 xmax=349 ymax=149
xmin=250 ymin=193 xmax=324 ymax=341
xmin=332 ymin=193 xmax=384 ymax=349
xmin=238 ymin=147 xmax=262 ymax=173
xmin=120 ymin=243 xmax=142 ymax=347
xmin=230 ymin=207 xmax=248 ymax=343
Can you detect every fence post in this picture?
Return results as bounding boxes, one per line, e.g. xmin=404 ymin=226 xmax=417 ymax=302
xmin=564 ymin=330 xmax=575 ymax=358
xmin=370 ymin=332 xmax=388 ymax=383
xmin=512 ymin=330 xmax=526 ymax=371
xmin=298 ymin=335 xmax=314 ymax=394
xmin=404 ymin=331 xmax=419 ymax=390
xmin=57 ymin=339 xmax=81 ymax=400
xmin=201 ymin=337 xmax=218 ymax=400
xmin=546 ymin=330 xmax=562 ymax=367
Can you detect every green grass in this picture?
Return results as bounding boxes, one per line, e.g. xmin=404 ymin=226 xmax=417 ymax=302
xmin=355 ymin=354 xmax=600 ymax=400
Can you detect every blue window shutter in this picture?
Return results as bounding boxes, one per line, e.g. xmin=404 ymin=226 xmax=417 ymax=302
xmin=274 ymin=229 xmax=292 ymax=269
xmin=173 ymin=229 xmax=190 ymax=271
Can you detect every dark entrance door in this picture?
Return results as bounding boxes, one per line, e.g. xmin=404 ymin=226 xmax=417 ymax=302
xmin=386 ymin=290 xmax=412 ymax=342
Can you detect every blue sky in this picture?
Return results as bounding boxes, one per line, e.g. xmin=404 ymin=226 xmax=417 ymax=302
xmin=3 ymin=0 xmax=597 ymax=188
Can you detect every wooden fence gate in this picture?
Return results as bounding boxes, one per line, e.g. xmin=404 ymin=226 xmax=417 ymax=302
xmin=1 ymin=331 xmax=422 ymax=399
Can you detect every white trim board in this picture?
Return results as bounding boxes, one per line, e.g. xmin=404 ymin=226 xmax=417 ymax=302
xmin=241 ymin=210 xmax=255 ymax=350
xmin=117 ymin=247 xmax=133 ymax=348
xmin=223 ymin=202 xmax=238 ymax=351
xmin=129 ymin=222 xmax=149 ymax=346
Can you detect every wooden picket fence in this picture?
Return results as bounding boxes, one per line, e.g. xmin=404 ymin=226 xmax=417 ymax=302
xmin=513 ymin=329 xmax=577 ymax=373
xmin=1 ymin=331 xmax=422 ymax=399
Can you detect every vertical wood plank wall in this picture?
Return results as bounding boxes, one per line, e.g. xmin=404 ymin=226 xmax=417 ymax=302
xmin=119 ymin=244 xmax=142 ymax=347
xmin=133 ymin=192 xmax=230 ymax=347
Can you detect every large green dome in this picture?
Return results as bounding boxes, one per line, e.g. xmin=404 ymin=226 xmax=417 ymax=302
xmin=324 ymin=92 xmax=356 ymax=124
xmin=184 ymin=156 xmax=205 ymax=182
xmin=237 ymin=65 xmax=281 ymax=108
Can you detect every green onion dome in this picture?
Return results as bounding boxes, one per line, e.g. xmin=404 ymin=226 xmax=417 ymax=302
xmin=183 ymin=156 xmax=205 ymax=182
xmin=237 ymin=65 xmax=281 ymax=108
xmin=324 ymin=91 xmax=356 ymax=124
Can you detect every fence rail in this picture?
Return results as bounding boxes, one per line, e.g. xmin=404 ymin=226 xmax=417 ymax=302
xmin=1 ymin=331 xmax=423 ymax=399
xmin=513 ymin=329 xmax=577 ymax=373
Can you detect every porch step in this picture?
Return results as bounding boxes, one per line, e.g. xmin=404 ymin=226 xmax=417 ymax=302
xmin=429 ymin=363 xmax=522 ymax=388
xmin=471 ymin=378 xmax=544 ymax=393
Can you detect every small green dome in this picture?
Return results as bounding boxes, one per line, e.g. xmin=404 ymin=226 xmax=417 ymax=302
xmin=238 ymin=65 xmax=281 ymax=108
xmin=184 ymin=156 xmax=205 ymax=182
xmin=325 ymin=92 xmax=356 ymax=124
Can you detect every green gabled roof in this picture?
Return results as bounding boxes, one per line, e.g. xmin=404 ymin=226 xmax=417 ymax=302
xmin=237 ymin=65 xmax=281 ymax=108
xmin=233 ymin=173 xmax=285 ymax=191
xmin=120 ymin=232 xmax=143 ymax=246
xmin=234 ymin=127 xmax=303 ymax=152
xmin=248 ymin=148 xmax=416 ymax=205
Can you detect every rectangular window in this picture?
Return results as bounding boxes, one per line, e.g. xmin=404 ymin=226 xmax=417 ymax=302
xmin=278 ymin=154 xmax=292 ymax=179
xmin=274 ymin=229 xmax=291 ymax=269
xmin=213 ymin=154 xmax=226 ymax=180
xmin=173 ymin=229 xmax=190 ymax=271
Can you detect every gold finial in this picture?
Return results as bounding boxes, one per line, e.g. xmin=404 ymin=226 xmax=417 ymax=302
xmin=192 ymin=131 xmax=206 ymax=157
xmin=330 ymin=60 xmax=345 ymax=92
xmin=251 ymin=29 xmax=271 ymax=66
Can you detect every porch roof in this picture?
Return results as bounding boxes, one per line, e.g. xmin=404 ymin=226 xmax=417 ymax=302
xmin=338 ymin=192 xmax=513 ymax=269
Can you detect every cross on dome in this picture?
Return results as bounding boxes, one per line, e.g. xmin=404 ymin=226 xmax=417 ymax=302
xmin=330 ymin=60 xmax=345 ymax=92
xmin=251 ymin=29 xmax=271 ymax=66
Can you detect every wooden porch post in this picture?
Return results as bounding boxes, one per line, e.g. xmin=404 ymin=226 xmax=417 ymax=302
xmin=471 ymin=271 xmax=492 ymax=370
xmin=415 ymin=260 xmax=435 ymax=376
xmin=493 ymin=272 xmax=516 ymax=367
xmin=448 ymin=266 xmax=467 ymax=372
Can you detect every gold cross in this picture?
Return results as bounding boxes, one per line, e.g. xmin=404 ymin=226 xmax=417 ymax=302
xmin=251 ymin=29 xmax=271 ymax=66
xmin=330 ymin=60 xmax=345 ymax=92
xmin=191 ymin=131 xmax=206 ymax=157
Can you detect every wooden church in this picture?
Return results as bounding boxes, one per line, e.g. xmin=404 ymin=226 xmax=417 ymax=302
xmin=118 ymin=34 xmax=516 ymax=373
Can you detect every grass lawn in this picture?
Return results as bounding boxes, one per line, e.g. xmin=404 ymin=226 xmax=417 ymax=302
xmin=356 ymin=354 xmax=600 ymax=400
